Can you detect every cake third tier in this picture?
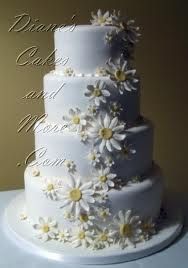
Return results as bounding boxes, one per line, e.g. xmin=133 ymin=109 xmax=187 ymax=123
xmin=31 ymin=118 xmax=153 ymax=181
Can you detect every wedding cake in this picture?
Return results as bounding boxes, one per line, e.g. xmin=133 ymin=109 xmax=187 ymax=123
xmin=22 ymin=10 xmax=165 ymax=252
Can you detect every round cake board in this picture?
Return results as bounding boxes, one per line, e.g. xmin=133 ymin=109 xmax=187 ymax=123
xmin=3 ymin=192 xmax=183 ymax=265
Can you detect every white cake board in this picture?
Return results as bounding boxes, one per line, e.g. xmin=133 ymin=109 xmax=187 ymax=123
xmin=3 ymin=192 xmax=183 ymax=265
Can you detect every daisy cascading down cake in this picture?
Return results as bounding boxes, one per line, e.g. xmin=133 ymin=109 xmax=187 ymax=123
xmin=23 ymin=10 xmax=164 ymax=249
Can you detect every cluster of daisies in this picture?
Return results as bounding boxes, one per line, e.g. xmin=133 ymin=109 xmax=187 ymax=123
xmin=23 ymin=10 xmax=153 ymax=250
xmin=28 ymin=159 xmax=156 ymax=250
xmin=91 ymin=9 xmax=141 ymax=45
xmin=30 ymin=210 xmax=156 ymax=249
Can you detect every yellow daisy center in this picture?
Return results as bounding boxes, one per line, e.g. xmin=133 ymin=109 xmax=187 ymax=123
xmin=69 ymin=188 xmax=82 ymax=202
xmin=90 ymin=154 xmax=96 ymax=160
xmin=99 ymin=128 xmax=113 ymax=140
xmin=119 ymin=224 xmax=132 ymax=237
xmin=93 ymin=88 xmax=102 ymax=97
xmin=60 ymin=232 xmax=65 ymax=238
xmin=79 ymin=213 xmax=89 ymax=222
xmin=72 ymin=115 xmax=80 ymax=124
xmin=100 ymin=210 xmax=108 ymax=218
xmin=47 ymin=183 xmax=54 ymax=191
xmin=115 ymin=70 xmax=127 ymax=82
xmin=42 ymin=224 xmax=50 ymax=233
xmin=99 ymin=175 xmax=108 ymax=182
xmin=78 ymin=231 xmax=86 ymax=240
xmin=100 ymin=233 xmax=108 ymax=241
xmin=98 ymin=16 xmax=106 ymax=24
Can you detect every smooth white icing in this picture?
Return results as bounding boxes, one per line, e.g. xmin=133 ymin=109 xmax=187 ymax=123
xmin=54 ymin=25 xmax=125 ymax=73
xmin=22 ymin=18 xmax=164 ymax=247
xmin=24 ymin=165 xmax=163 ymax=226
xmin=43 ymin=72 xmax=140 ymax=124
xmin=31 ymin=120 xmax=153 ymax=180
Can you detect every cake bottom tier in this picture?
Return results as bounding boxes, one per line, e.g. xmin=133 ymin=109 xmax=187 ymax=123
xmin=24 ymin=165 xmax=164 ymax=227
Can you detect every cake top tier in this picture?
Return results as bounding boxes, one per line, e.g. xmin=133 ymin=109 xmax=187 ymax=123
xmin=54 ymin=10 xmax=140 ymax=74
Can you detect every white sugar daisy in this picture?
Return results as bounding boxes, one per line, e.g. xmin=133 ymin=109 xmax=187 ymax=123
xmin=94 ymin=189 xmax=109 ymax=204
xmin=42 ymin=178 xmax=63 ymax=201
xmin=89 ymin=113 xmax=126 ymax=153
xmin=87 ymin=149 xmax=101 ymax=167
xmin=93 ymin=167 xmax=116 ymax=191
xmin=71 ymin=226 xmax=94 ymax=248
xmin=91 ymin=9 xmax=112 ymax=26
xmin=127 ymin=175 xmax=141 ymax=185
xmin=87 ymin=104 xmax=100 ymax=117
xmin=119 ymin=141 xmax=136 ymax=160
xmin=113 ymin=210 xmax=142 ymax=248
xmin=104 ymin=155 xmax=115 ymax=167
xmin=109 ymin=101 xmax=123 ymax=117
xmin=33 ymin=217 xmax=58 ymax=242
xmin=98 ymin=207 xmax=111 ymax=222
xmin=60 ymin=175 xmax=95 ymax=216
xmin=76 ymin=212 xmax=95 ymax=229
xmin=56 ymin=228 xmax=70 ymax=242
xmin=64 ymin=160 xmax=76 ymax=173
xmin=85 ymin=80 xmax=110 ymax=106
xmin=95 ymin=67 xmax=107 ymax=77
xmin=110 ymin=10 xmax=121 ymax=25
xmin=105 ymin=30 xmax=117 ymax=44
xmin=106 ymin=55 xmax=138 ymax=94
xmin=140 ymin=218 xmax=156 ymax=241
xmin=79 ymin=130 xmax=89 ymax=143
xmin=117 ymin=19 xmax=141 ymax=44
xmin=63 ymin=67 xmax=75 ymax=77
xmin=63 ymin=108 xmax=87 ymax=132
xmin=109 ymin=10 xmax=141 ymax=43
xmin=94 ymin=227 xmax=115 ymax=249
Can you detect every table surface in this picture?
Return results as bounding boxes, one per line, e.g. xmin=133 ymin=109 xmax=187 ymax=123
xmin=0 ymin=190 xmax=187 ymax=268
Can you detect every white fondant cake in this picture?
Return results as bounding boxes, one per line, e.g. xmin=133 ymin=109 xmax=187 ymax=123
xmin=20 ymin=10 xmax=167 ymax=253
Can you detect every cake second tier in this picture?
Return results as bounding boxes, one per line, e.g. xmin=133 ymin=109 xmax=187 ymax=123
xmin=43 ymin=71 xmax=140 ymax=125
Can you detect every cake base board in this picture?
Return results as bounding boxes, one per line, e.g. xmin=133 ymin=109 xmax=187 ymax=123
xmin=3 ymin=192 xmax=183 ymax=265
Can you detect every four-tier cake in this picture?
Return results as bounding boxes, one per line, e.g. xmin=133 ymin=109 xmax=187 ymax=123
xmin=22 ymin=10 xmax=164 ymax=251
